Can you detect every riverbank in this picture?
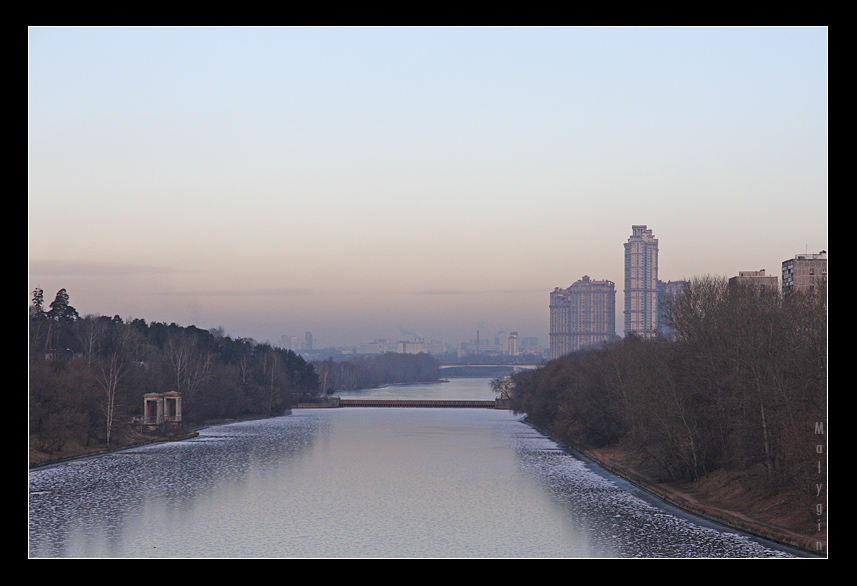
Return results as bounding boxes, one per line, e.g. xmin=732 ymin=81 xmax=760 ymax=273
xmin=29 ymin=430 xmax=199 ymax=468
xmin=574 ymin=443 xmax=826 ymax=557
xmin=29 ymin=412 xmax=297 ymax=469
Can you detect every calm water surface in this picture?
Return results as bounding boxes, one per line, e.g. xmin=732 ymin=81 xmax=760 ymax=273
xmin=29 ymin=378 xmax=796 ymax=558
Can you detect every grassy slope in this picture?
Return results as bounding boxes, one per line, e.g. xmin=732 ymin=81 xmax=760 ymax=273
xmin=583 ymin=444 xmax=827 ymax=556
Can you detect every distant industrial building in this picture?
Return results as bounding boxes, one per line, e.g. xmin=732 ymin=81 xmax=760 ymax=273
xmin=624 ymin=225 xmax=659 ymax=339
xmin=358 ymin=339 xmax=392 ymax=354
xmin=520 ymin=336 xmax=539 ymax=351
xmin=457 ymin=330 xmax=532 ymax=357
xmin=550 ymin=275 xmax=617 ymax=360
xmin=397 ymin=339 xmax=427 ymax=355
xmin=507 ymin=332 xmax=520 ymax=356
xmin=782 ymin=251 xmax=827 ymax=294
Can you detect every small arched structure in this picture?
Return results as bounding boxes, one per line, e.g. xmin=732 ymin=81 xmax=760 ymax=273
xmin=142 ymin=391 xmax=183 ymax=435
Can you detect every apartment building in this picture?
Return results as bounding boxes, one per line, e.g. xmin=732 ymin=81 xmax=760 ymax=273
xmin=782 ymin=251 xmax=827 ymax=294
xmin=550 ymin=275 xmax=616 ymax=360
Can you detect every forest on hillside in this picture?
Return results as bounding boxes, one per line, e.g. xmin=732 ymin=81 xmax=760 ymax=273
xmin=505 ymin=276 xmax=827 ymax=494
xmin=29 ymin=288 xmax=446 ymax=457
xmin=29 ymin=287 xmax=320 ymax=453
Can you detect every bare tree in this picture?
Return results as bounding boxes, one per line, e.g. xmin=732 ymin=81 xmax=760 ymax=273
xmin=74 ymin=315 xmax=108 ymax=367
xmin=93 ymin=321 xmax=142 ymax=445
xmin=164 ymin=332 xmax=213 ymax=420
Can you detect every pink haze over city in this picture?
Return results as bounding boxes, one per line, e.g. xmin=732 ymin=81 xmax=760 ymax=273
xmin=29 ymin=27 xmax=828 ymax=349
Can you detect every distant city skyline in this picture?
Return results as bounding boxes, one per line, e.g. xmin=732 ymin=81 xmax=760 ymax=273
xmin=29 ymin=27 xmax=828 ymax=348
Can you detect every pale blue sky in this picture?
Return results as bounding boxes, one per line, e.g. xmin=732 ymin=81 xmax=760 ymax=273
xmin=29 ymin=27 xmax=828 ymax=348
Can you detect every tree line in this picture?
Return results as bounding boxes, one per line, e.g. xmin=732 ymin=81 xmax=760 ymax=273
xmin=29 ymin=288 xmax=320 ymax=453
xmin=505 ymin=276 xmax=826 ymax=494
xmin=312 ymin=352 xmax=441 ymax=393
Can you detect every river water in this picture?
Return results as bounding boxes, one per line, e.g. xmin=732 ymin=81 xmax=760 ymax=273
xmin=29 ymin=378 xmax=798 ymax=558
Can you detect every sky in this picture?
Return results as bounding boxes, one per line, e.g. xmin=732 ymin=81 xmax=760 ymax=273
xmin=28 ymin=27 xmax=828 ymax=349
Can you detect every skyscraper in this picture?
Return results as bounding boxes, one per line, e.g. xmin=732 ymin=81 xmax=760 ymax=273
xmin=550 ymin=275 xmax=616 ymax=360
xmin=624 ymin=225 xmax=659 ymax=339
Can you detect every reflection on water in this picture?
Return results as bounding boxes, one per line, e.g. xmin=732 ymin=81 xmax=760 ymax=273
xmin=29 ymin=379 xmax=794 ymax=558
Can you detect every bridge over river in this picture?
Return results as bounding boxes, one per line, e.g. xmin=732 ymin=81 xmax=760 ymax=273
xmin=297 ymin=377 xmax=517 ymax=410
xmin=338 ymin=398 xmax=510 ymax=409
xmin=299 ymin=397 xmax=512 ymax=409
xmin=438 ymin=364 xmax=539 ymax=370
xmin=436 ymin=363 xmax=540 ymax=378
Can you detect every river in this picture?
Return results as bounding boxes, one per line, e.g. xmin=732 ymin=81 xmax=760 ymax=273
xmin=28 ymin=378 xmax=799 ymax=558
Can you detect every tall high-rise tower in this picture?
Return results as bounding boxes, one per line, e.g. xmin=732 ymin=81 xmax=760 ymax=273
xmin=624 ymin=225 xmax=659 ymax=339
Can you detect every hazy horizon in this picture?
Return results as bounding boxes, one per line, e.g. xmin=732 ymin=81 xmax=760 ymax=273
xmin=29 ymin=27 xmax=828 ymax=348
